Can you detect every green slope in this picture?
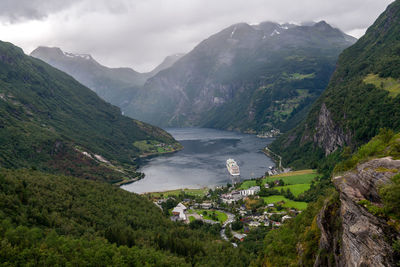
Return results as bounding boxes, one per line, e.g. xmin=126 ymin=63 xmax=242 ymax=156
xmin=270 ymin=0 xmax=400 ymax=169
xmin=0 ymin=40 xmax=181 ymax=182
xmin=0 ymin=169 xmax=249 ymax=266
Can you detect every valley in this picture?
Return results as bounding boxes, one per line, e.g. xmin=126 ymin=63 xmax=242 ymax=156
xmin=1 ymin=0 xmax=400 ymax=266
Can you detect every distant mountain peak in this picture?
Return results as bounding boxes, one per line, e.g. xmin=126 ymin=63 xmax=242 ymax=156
xmin=314 ymin=20 xmax=333 ymax=30
xmin=31 ymin=46 xmax=94 ymax=62
xmin=31 ymin=46 xmax=64 ymax=57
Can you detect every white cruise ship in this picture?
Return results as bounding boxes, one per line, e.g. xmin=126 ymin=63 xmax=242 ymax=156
xmin=226 ymin=159 xmax=240 ymax=176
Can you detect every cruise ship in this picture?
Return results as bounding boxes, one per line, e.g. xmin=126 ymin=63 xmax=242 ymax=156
xmin=226 ymin=159 xmax=240 ymax=176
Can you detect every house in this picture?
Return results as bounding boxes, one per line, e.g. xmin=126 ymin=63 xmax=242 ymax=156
xmin=172 ymin=203 xmax=187 ymax=221
xmin=272 ymin=221 xmax=281 ymax=227
xmin=240 ymin=186 xmax=260 ymax=196
xmin=264 ymin=183 xmax=270 ymax=188
xmin=267 ymin=203 xmax=275 ymax=208
xmin=282 ymin=215 xmax=292 ymax=222
xmin=233 ymin=233 xmax=247 ymax=242
xmin=221 ymin=193 xmax=243 ymax=204
xmin=200 ymin=202 xmax=213 ymax=209
xmin=249 ymin=221 xmax=261 ymax=227
xmin=239 ymin=210 xmax=247 ymax=216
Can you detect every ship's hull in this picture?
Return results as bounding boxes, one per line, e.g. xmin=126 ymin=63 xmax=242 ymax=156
xmin=226 ymin=159 xmax=240 ymax=176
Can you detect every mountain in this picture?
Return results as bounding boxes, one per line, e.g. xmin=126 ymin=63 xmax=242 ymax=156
xmin=269 ymin=0 xmax=400 ymax=169
xmin=147 ymin=53 xmax=185 ymax=77
xmin=30 ymin=47 xmax=183 ymax=111
xmin=0 ymin=40 xmax=180 ymax=182
xmin=125 ymin=21 xmax=356 ymax=133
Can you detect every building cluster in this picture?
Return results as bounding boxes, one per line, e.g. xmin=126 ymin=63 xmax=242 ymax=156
xmin=221 ymin=186 xmax=261 ymax=204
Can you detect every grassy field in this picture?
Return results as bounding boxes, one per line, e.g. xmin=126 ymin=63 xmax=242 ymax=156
xmin=257 ymin=170 xmax=316 ymax=210
xmin=364 ymin=73 xmax=400 ymax=97
xmin=274 ymin=184 xmax=311 ymax=197
xmin=289 ymin=72 xmax=315 ymax=80
xmin=147 ymin=188 xmax=208 ymax=198
xmin=262 ymin=196 xmax=308 ymax=210
xmin=263 ymin=170 xmax=317 ymax=185
xmin=191 ymin=209 xmax=228 ymax=223
xmin=240 ymin=180 xmax=257 ymax=189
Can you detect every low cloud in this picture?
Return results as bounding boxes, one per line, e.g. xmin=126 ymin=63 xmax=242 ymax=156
xmin=0 ymin=0 xmax=394 ymax=71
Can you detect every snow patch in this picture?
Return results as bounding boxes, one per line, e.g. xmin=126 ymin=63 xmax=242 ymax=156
xmin=230 ymin=26 xmax=237 ymax=38
xmin=63 ymin=51 xmax=91 ymax=60
xmin=270 ymin=29 xmax=280 ymax=36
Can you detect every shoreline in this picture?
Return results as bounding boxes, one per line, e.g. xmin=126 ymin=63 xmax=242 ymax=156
xmin=121 ymin=128 xmax=276 ymax=190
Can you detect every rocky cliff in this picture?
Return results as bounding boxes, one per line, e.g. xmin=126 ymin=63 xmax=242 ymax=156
xmin=315 ymin=157 xmax=400 ymax=266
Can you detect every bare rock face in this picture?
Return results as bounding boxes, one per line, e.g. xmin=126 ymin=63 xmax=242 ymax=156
xmin=315 ymin=157 xmax=400 ymax=267
xmin=312 ymin=103 xmax=351 ymax=155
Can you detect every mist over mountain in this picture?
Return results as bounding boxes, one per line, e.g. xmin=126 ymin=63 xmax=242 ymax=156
xmin=30 ymin=47 xmax=183 ymax=110
xmin=32 ymin=21 xmax=355 ymax=134
xmin=126 ymin=20 xmax=356 ymax=133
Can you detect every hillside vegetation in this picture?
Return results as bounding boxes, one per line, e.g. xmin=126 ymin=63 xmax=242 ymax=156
xmin=0 ymin=169 xmax=249 ymax=266
xmin=0 ymin=40 xmax=180 ymax=182
xmin=270 ymin=0 xmax=400 ymax=169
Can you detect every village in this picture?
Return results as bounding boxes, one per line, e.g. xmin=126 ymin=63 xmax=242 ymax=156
xmin=149 ymin=169 xmax=317 ymax=245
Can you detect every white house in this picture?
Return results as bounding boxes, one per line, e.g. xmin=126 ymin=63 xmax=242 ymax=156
xmin=240 ymin=186 xmax=260 ymax=196
xmin=282 ymin=215 xmax=292 ymax=222
xmin=249 ymin=221 xmax=261 ymax=227
xmin=233 ymin=233 xmax=247 ymax=242
xmin=172 ymin=203 xmax=187 ymax=221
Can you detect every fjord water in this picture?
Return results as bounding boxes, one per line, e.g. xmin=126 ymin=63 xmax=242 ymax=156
xmin=122 ymin=128 xmax=275 ymax=193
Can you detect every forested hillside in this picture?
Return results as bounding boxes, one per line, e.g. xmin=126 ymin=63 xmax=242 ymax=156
xmin=0 ymin=41 xmax=180 ymax=182
xmin=0 ymin=169 xmax=249 ymax=266
xmin=270 ymin=0 xmax=400 ymax=169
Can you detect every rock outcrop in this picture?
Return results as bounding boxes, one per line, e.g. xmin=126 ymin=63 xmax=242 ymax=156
xmin=312 ymin=103 xmax=351 ymax=155
xmin=315 ymin=157 xmax=400 ymax=267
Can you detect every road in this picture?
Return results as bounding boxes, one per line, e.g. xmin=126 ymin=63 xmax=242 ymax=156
xmin=219 ymin=211 xmax=237 ymax=247
xmin=186 ymin=209 xmax=237 ymax=247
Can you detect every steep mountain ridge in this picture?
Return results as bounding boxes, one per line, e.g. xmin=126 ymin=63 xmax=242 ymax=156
xmin=0 ymin=40 xmax=180 ymax=182
xmin=126 ymin=21 xmax=356 ymax=132
xmin=30 ymin=47 xmax=183 ymax=111
xmin=270 ymin=0 xmax=400 ymax=168
xmin=314 ymin=130 xmax=400 ymax=266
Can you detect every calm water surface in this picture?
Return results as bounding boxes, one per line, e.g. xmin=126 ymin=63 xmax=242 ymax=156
xmin=122 ymin=128 xmax=275 ymax=193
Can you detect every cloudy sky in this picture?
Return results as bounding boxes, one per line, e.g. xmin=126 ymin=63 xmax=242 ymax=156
xmin=0 ymin=0 xmax=395 ymax=72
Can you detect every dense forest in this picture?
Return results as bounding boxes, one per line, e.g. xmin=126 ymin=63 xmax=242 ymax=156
xmin=0 ymin=169 xmax=250 ymax=266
